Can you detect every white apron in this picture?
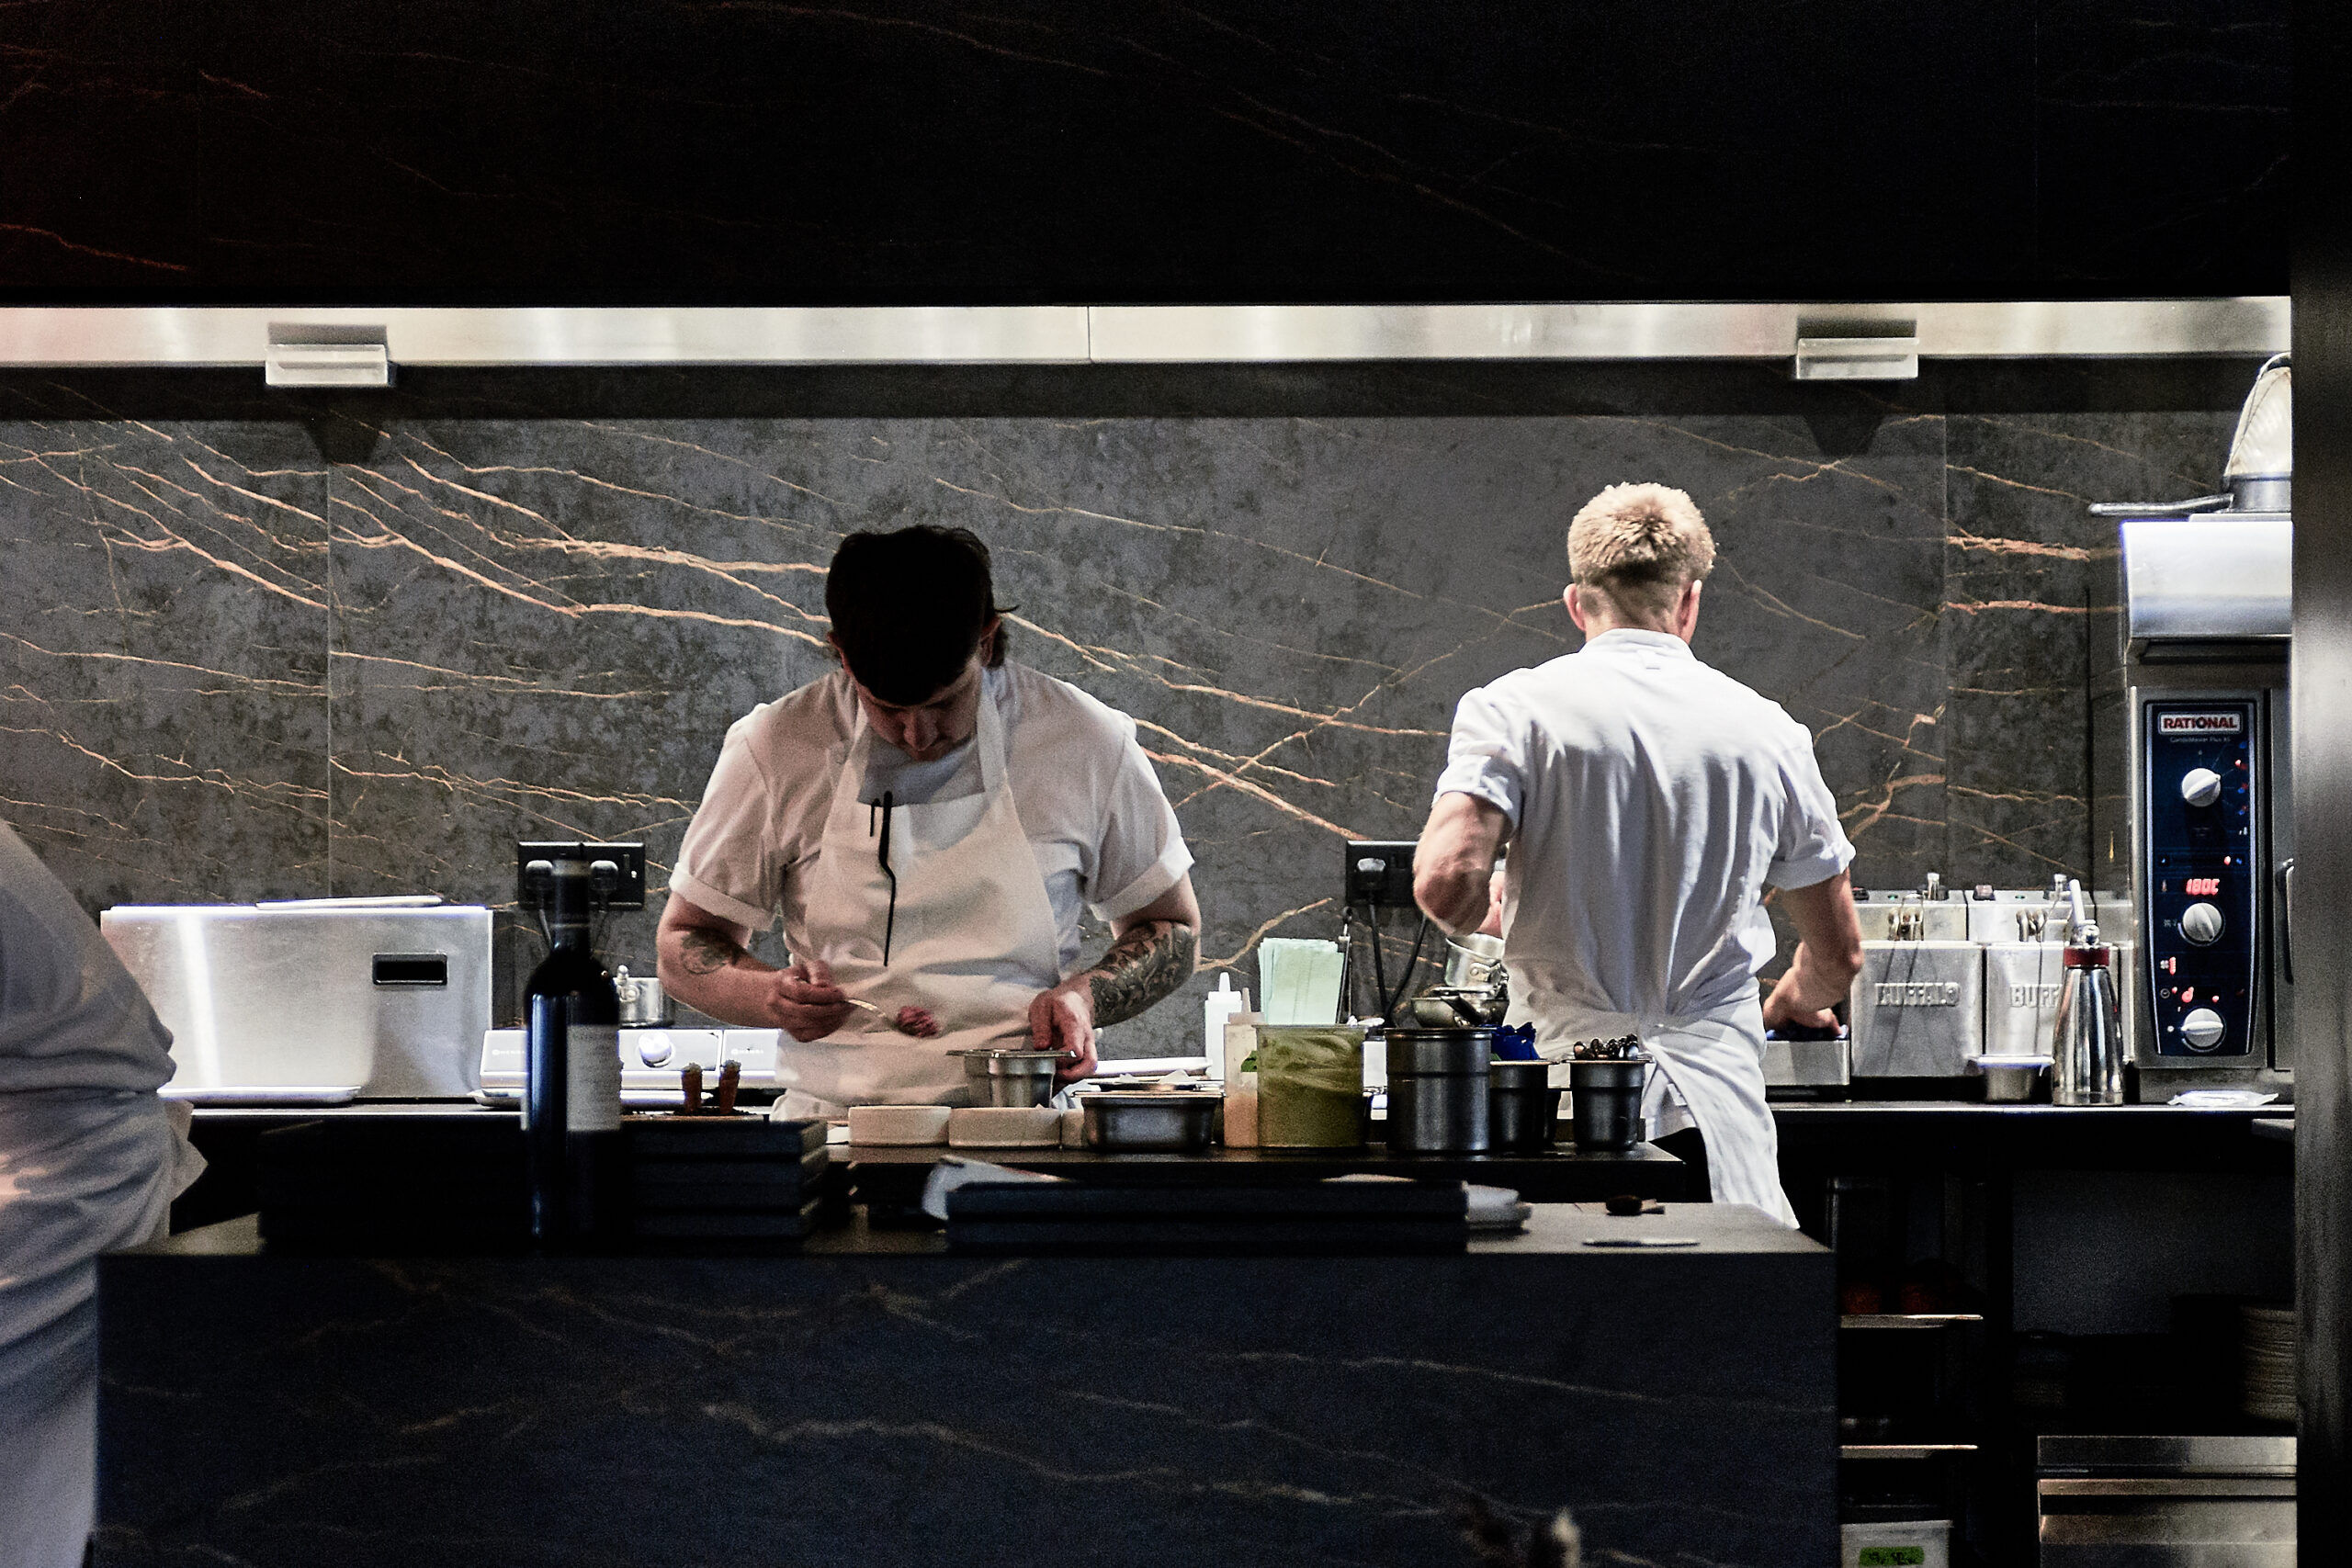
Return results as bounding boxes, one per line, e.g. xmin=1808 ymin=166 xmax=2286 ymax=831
xmin=775 ymin=690 xmax=1065 ymax=1114
xmin=1520 ymin=987 xmax=1797 ymax=1228
xmin=0 ymin=1090 xmax=202 ymax=1568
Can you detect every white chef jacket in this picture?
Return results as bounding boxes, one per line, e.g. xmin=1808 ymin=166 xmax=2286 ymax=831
xmin=0 ymin=823 xmax=205 ymax=1568
xmin=1434 ymin=628 xmax=1852 ymax=1144
xmin=673 ymin=663 xmax=1192 ymax=966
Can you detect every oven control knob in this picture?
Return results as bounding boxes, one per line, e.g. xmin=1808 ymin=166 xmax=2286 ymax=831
xmin=2180 ymin=1008 xmax=2227 ymax=1051
xmin=636 ymin=1033 xmax=673 ymax=1066
xmin=2180 ymin=902 xmax=2225 ymax=946
xmin=2180 ymin=768 xmax=2223 ymax=807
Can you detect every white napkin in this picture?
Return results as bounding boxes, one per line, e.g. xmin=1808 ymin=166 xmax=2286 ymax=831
xmin=2167 ymin=1089 xmax=2280 ymax=1109
xmin=1465 ymin=1183 xmax=1532 ymax=1231
xmin=1324 ymin=1174 xmax=1530 ymax=1231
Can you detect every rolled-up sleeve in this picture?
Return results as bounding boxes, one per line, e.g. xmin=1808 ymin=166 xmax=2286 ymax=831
xmin=1089 ymin=734 xmax=1193 ymax=920
xmin=670 ymin=726 xmax=783 ymax=931
xmin=1765 ymin=737 xmax=1856 ymax=890
xmin=1432 ymin=684 xmax=1526 ymax=826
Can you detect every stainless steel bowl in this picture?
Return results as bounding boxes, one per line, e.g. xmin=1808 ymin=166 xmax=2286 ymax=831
xmin=1442 ymin=933 xmax=1506 ymax=990
xmin=951 ymin=1047 xmax=1065 ymax=1108
xmin=1976 ymin=1055 xmax=2051 ymax=1103
xmin=1081 ymin=1090 xmax=1222 ymax=1152
xmin=1406 ymin=987 xmax=1507 ymax=1028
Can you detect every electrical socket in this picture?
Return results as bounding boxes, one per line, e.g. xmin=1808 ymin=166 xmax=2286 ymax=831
xmin=515 ymin=840 xmax=647 ymax=910
xmin=1344 ymin=840 xmax=1419 ymax=908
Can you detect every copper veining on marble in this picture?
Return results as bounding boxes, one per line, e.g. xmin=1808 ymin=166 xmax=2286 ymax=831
xmin=0 ymin=375 xmax=2238 ymax=1052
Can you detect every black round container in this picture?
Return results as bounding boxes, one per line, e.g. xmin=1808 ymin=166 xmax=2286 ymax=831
xmin=1384 ymin=1029 xmax=1493 ymax=1152
xmin=1568 ymin=1057 xmax=1648 ymax=1150
xmin=1487 ymin=1059 xmax=1561 ymax=1150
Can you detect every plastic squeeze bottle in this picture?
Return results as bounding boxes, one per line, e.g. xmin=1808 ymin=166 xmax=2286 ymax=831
xmin=1203 ymin=973 xmax=1249 ymax=1081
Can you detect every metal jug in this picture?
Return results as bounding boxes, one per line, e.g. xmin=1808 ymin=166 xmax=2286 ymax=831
xmin=2052 ymin=880 xmax=2125 ymax=1106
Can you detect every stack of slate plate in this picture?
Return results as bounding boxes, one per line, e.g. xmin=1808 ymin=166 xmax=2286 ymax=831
xmin=2238 ymin=1301 xmax=2297 ymax=1424
xmin=944 ymin=1179 xmax=1468 ymax=1255
xmin=625 ymin=1115 xmax=831 ymax=1246
xmin=257 ymin=1117 xmax=526 ymax=1249
xmin=254 ymin=1115 xmax=833 ymax=1251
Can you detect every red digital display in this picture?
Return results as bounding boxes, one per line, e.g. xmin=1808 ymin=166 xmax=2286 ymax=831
xmin=2184 ymin=877 xmax=2222 ymax=897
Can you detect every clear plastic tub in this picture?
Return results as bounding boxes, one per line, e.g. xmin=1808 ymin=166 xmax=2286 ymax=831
xmin=1838 ymin=1517 xmax=1951 ymax=1568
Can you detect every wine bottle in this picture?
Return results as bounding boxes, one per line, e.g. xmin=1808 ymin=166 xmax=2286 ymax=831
xmin=524 ymin=856 xmax=623 ymax=1246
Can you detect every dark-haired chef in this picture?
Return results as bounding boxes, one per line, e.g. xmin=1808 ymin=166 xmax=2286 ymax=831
xmin=1413 ymin=483 xmax=1862 ymax=1226
xmin=658 ymin=525 xmax=1201 ymax=1115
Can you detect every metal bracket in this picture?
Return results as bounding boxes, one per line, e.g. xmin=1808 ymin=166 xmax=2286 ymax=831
xmin=265 ymin=323 xmax=391 ymax=389
xmin=1792 ymin=320 xmax=1920 ymax=380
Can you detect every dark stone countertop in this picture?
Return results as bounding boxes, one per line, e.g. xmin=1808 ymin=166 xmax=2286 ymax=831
xmin=183 ymin=1098 xmax=2296 ymax=1123
xmin=843 ymin=1139 xmax=1687 ymax=1205
xmin=100 ymin=1203 xmax=1832 ymax=1568
xmin=1772 ymin=1100 xmax=2290 ymax=1121
xmin=1770 ymin=1099 xmax=2292 ymax=1173
xmin=174 ymin=1106 xmax=1696 ymax=1230
xmin=174 ymin=1097 xmax=2293 ymax=1230
xmin=138 ymin=1199 xmax=1815 ymax=1262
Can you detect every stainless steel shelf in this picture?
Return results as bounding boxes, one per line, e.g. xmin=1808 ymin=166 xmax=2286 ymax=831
xmin=1090 ymin=299 xmax=2287 ymax=363
xmin=0 ymin=306 xmax=1093 ymax=368
xmin=1841 ymin=1313 xmax=1986 ymax=1330
xmin=1842 ymin=1443 xmax=1982 ymax=1460
xmin=0 ymin=299 xmax=2290 ymax=370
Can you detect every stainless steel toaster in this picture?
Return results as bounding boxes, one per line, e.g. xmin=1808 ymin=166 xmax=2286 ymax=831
xmin=1849 ymin=940 xmax=1985 ymax=1077
xmin=1854 ymin=879 xmax=1970 ymax=942
xmin=101 ymin=899 xmax=493 ymax=1102
xmin=1983 ymin=941 xmax=2070 ymax=1058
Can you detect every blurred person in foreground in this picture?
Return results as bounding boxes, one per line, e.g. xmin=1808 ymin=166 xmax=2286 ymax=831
xmin=0 ymin=823 xmax=203 ymax=1567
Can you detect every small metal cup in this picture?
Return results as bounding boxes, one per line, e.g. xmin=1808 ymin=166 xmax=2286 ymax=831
xmin=1568 ymin=1057 xmax=1647 ymax=1150
xmin=613 ymin=965 xmax=671 ymax=1028
xmin=1487 ymin=1059 xmax=1561 ymax=1150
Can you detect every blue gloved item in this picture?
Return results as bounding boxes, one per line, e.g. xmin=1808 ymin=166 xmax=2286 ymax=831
xmin=1491 ymin=1023 xmax=1540 ymax=1060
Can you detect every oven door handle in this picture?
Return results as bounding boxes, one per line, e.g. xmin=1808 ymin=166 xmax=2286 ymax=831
xmin=2278 ymin=858 xmax=2296 ymax=987
xmin=2039 ymin=1475 xmax=2295 ymax=1498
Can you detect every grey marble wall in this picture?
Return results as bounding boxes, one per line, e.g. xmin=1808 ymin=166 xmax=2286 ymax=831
xmin=0 ymin=364 xmax=2253 ymax=1056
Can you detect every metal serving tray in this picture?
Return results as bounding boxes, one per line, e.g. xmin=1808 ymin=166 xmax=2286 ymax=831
xmin=1080 ymin=1091 xmax=1222 ymax=1152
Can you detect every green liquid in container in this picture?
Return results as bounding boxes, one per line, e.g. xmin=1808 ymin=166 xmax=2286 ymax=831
xmin=1256 ymin=1026 xmax=1364 ymax=1147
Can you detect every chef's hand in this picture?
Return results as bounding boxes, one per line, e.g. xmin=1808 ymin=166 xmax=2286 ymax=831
xmin=767 ymin=958 xmax=855 ymax=1043
xmin=1028 ymin=978 xmax=1099 ymax=1083
xmin=1477 ymin=858 xmax=1508 ymax=938
xmin=1761 ymin=969 xmax=1838 ymax=1034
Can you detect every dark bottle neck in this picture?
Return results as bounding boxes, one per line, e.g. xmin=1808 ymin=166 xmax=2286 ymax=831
xmin=546 ymin=861 xmax=597 ymax=949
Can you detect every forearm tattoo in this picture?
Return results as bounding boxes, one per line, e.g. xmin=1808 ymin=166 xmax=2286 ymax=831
xmin=677 ymin=926 xmax=751 ymax=976
xmin=1084 ymin=919 xmax=1199 ymax=1027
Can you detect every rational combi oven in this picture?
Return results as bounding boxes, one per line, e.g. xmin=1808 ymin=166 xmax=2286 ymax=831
xmin=2087 ymin=356 xmax=2294 ymax=1099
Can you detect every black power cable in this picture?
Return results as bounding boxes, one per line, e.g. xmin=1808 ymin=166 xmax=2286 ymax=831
xmin=1382 ymin=914 xmax=1431 ymax=1023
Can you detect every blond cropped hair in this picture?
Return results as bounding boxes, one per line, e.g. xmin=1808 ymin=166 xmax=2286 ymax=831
xmin=1566 ymin=482 xmax=1715 ymax=621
